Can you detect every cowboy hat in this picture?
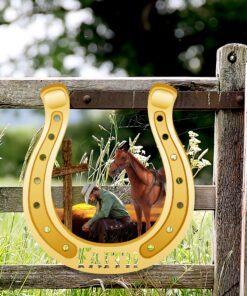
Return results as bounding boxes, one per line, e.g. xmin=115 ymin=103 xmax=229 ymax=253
xmin=81 ymin=182 xmax=97 ymax=204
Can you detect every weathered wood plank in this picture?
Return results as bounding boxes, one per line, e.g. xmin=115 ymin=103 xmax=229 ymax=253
xmin=0 ymin=264 xmax=214 ymax=289
xmin=0 ymin=185 xmax=215 ymax=212
xmin=240 ymin=63 xmax=247 ymax=295
xmin=70 ymin=90 xmax=243 ymax=110
xmin=0 ymin=78 xmax=242 ymax=110
xmin=214 ymin=43 xmax=247 ymax=296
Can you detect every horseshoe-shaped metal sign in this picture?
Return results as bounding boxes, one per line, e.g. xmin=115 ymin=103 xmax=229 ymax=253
xmin=23 ymin=83 xmax=194 ymax=274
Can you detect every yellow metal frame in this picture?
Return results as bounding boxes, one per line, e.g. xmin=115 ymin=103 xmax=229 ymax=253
xmin=23 ymin=83 xmax=194 ymax=274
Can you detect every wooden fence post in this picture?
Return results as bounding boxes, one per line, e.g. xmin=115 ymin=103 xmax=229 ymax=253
xmin=241 ymin=63 xmax=247 ymax=295
xmin=214 ymin=43 xmax=247 ymax=295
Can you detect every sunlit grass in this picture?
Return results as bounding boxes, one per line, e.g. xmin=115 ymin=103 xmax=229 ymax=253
xmin=0 ymin=211 xmax=212 ymax=295
xmin=165 ymin=211 xmax=213 ymax=265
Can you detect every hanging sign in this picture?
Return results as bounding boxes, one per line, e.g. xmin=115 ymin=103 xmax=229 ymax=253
xmin=23 ymin=83 xmax=194 ymax=274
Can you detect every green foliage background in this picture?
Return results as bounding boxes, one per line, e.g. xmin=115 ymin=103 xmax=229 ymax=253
xmin=0 ymin=0 xmax=245 ymax=180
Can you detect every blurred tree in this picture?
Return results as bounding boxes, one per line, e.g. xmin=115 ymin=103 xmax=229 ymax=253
xmin=1 ymin=0 xmax=243 ymax=182
xmin=79 ymin=0 xmax=247 ymax=76
xmin=0 ymin=0 xmax=246 ymax=76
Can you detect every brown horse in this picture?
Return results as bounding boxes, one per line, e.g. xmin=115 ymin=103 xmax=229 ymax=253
xmin=109 ymin=147 xmax=166 ymax=236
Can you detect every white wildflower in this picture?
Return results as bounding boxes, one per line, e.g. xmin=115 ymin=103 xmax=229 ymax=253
xmin=133 ymin=145 xmax=143 ymax=154
xmin=192 ymin=146 xmax=202 ymax=153
xmin=190 ymin=159 xmax=199 ymax=167
xmin=133 ymin=154 xmax=148 ymax=163
xmin=202 ymin=158 xmax=211 ymax=166
xmin=186 ymin=130 xmax=211 ymax=178
xmin=189 ymin=138 xmax=201 ymax=145
xmin=197 ymin=161 xmax=205 ymax=169
xmin=188 ymin=131 xmax=199 ymax=138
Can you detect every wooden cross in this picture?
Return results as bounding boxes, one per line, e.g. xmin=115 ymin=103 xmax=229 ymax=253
xmin=52 ymin=138 xmax=88 ymax=230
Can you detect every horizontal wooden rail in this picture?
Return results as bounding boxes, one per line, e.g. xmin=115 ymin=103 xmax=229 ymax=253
xmin=0 ymin=185 xmax=215 ymax=212
xmin=0 ymin=78 xmax=243 ymax=110
xmin=0 ymin=264 xmax=214 ymax=289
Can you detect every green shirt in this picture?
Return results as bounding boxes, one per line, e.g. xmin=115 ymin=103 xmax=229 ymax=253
xmin=87 ymin=189 xmax=129 ymax=227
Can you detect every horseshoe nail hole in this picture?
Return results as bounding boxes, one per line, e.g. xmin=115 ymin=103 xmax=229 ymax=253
xmin=157 ymin=115 xmax=163 ymax=122
xmin=33 ymin=202 xmax=40 ymax=209
xmin=171 ymin=154 xmax=177 ymax=161
xmin=48 ymin=133 xmax=55 ymax=140
xmin=40 ymin=154 xmax=46 ymax=161
xmin=176 ymin=177 xmax=183 ymax=184
xmin=53 ymin=115 xmax=61 ymax=122
xmin=62 ymin=244 xmax=69 ymax=252
xmin=44 ymin=226 xmax=51 ymax=233
xmin=177 ymin=202 xmax=184 ymax=209
xmin=147 ymin=244 xmax=155 ymax=251
xmin=166 ymin=226 xmax=173 ymax=233
xmin=162 ymin=134 xmax=169 ymax=140
xmin=34 ymin=177 xmax=41 ymax=184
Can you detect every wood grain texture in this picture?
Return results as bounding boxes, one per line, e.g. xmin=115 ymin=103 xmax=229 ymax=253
xmin=0 ymin=264 xmax=214 ymax=289
xmin=70 ymin=90 xmax=243 ymax=110
xmin=214 ymin=43 xmax=247 ymax=296
xmin=0 ymin=185 xmax=215 ymax=212
xmin=52 ymin=164 xmax=87 ymax=177
xmin=62 ymin=139 xmax=73 ymax=231
xmin=0 ymin=78 xmax=241 ymax=110
xmin=240 ymin=62 xmax=247 ymax=295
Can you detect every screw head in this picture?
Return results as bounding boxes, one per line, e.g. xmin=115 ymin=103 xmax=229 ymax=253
xmin=171 ymin=154 xmax=177 ymax=161
xmin=228 ymin=52 xmax=237 ymax=63
xmin=147 ymin=244 xmax=155 ymax=251
xmin=236 ymin=95 xmax=244 ymax=104
xmin=83 ymin=95 xmax=91 ymax=104
xmin=166 ymin=226 xmax=173 ymax=233
xmin=63 ymin=244 xmax=69 ymax=251
xmin=44 ymin=226 xmax=51 ymax=233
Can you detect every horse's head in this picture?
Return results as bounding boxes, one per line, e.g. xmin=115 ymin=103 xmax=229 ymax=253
xmin=109 ymin=147 xmax=130 ymax=178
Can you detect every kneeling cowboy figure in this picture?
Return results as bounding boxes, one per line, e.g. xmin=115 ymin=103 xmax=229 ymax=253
xmin=81 ymin=183 xmax=131 ymax=243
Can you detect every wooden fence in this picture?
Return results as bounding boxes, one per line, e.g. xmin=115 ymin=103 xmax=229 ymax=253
xmin=0 ymin=43 xmax=246 ymax=295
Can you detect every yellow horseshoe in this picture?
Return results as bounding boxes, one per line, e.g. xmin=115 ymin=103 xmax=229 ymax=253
xmin=23 ymin=83 xmax=194 ymax=274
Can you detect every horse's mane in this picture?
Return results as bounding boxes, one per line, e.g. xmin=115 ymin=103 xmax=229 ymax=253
xmin=126 ymin=150 xmax=151 ymax=174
